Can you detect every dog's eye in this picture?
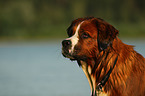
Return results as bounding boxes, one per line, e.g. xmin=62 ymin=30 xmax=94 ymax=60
xmin=82 ymin=32 xmax=90 ymax=39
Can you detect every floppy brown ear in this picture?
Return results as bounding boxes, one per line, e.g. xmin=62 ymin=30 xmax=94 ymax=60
xmin=94 ymin=18 xmax=119 ymax=51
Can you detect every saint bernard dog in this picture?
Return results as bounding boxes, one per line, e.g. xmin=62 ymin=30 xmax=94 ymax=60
xmin=61 ymin=17 xmax=145 ymax=96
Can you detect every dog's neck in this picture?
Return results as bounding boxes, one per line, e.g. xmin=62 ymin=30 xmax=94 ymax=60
xmin=78 ymin=52 xmax=118 ymax=95
xmin=78 ymin=37 xmax=135 ymax=96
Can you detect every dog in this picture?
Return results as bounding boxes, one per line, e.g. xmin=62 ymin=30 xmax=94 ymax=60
xmin=61 ymin=17 xmax=145 ymax=96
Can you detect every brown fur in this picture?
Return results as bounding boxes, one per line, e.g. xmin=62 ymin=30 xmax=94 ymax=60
xmin=62 ymin=17 xmax=145 ymax=96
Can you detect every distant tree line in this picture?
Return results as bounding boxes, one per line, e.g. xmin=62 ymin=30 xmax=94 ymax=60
xmin=0 ymin=0 xmax=145 ymax=39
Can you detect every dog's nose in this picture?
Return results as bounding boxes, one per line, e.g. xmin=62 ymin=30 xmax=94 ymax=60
xmin=62 ymin=40 xmax=71 ymax=47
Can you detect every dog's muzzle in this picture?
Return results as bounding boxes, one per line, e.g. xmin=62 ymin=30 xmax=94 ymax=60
xmin=61 ymin=40 xmax=73 ymax=58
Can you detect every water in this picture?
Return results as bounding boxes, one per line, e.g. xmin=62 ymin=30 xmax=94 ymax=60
xmin=0 ymin=39 xmax=145 ymax=96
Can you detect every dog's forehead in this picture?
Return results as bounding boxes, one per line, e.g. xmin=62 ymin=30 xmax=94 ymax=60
xmin=81 ymin=21 xmax=97 ymax=31
xmin=71 ymin=20 xmax=97 ymax=35
xmin=79 ymin=21 xmax=98 ymax=38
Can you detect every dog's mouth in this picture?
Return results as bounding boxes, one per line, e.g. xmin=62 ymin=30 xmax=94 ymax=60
xmin=62 ymin=48 xmax=76 ymax=60
xmin=62 ymin=48 xmax=88 ymax=61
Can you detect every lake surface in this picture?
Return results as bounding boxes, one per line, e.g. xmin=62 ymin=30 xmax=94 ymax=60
xmin=0 ymin=39 xmax=145 ymax=96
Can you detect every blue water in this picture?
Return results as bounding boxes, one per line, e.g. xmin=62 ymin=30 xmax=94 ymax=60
xmin=0 ymin=39 xmax=145 ymax=96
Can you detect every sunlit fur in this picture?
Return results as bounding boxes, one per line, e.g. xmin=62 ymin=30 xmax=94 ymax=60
xmin=62 ymin=17 xmax=145 ymax=96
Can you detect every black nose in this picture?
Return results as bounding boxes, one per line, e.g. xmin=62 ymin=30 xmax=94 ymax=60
xmin=62 ymin=40 xmax=71 ymax=47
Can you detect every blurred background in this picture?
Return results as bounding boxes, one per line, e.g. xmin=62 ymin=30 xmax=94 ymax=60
xmin=0 ymin=0 xmax=145 ymax=39
xmin=0 ymin=0 xmax=145 ymax=96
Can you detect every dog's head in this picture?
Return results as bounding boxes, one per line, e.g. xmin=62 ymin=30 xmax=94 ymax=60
xmin=62 ymin=17 xmax=118 ymax=61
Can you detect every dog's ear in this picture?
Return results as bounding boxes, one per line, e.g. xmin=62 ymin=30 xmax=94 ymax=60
xmin=93 ymin=18 xmax=119 ymax=51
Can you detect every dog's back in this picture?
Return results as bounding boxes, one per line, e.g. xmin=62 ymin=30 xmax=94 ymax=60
xmin=105 ymin=38 xmax=145 ymax=96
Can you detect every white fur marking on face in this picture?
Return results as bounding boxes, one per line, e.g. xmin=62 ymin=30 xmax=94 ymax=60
xmin=69 ymin=21 xmax=84 ymax=53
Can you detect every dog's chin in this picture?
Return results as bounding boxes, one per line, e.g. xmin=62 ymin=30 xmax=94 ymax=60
xmin=62 ymin=50 xmax=88 ymax=61
xmin=62 ymin=52 xmax=77 ymax=61
xmin=62 ymin=53 xmax=88 ymax=62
